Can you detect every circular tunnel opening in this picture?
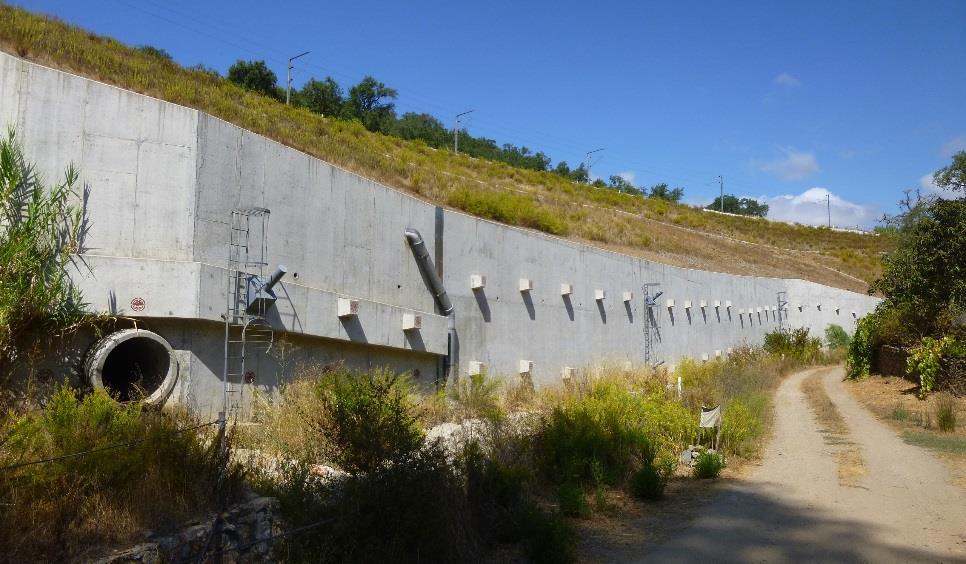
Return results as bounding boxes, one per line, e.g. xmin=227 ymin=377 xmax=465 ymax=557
xmin=85 ymin=329 xmax=178 ymax=405
xmin=101 ymin=337 xmax=171 ymax=401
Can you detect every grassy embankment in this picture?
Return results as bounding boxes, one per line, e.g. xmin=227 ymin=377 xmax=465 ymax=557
xmin=0 ymin=3 xmax=890 ymax=292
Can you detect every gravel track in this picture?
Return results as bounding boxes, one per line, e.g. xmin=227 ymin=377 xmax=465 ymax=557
xmin=639 ymin=366 xmax=966 ymax=563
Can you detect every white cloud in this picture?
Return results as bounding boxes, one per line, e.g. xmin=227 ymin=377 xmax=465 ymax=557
xmin=774 ymin=72 xmax=801 ymax=88
xmin=941 ymin=134 xmax=966 ymax=157
xmin=757 ymin=147 xmax=820 ymax=181
xmin=618 ymin=171 xmax=636 ymax=185
xmin=920 ymin=172 xmax=959 ymax=198
xmin=763 ymin=187 xmax=880 ymax=229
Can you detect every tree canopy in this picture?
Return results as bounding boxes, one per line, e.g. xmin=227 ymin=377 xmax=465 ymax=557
xmin=227 ymin=60 xmax=280 ymax=99
xmin=297 ymin=77 xmax=344 ymax=117
xmin=933 ymin=150 xmax=966 ymax=194
xmin=647 ymin=183 xmax=684 ymax=202
xmin=705 ymin=194 xmax=769 ymax=217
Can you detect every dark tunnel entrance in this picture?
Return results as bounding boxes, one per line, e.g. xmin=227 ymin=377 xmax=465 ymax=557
xmin=100 ymin=336 xmax=171 ymax=401
xmin=85 ymin=329 xmax=177 ymax=405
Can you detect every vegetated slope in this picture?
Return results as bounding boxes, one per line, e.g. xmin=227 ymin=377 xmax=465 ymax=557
xmin=0 ymin=4 xmax=892 ymax=293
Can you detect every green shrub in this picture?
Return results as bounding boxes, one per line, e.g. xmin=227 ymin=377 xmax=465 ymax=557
xmin=629 ymin=464 xmax=665 ymax=501
xmin=763 ymin=328 xmax=822 ymax=363
xmin=719 ymin=396 xmax=764 ymax=458
xmin=935 ymin=393 xmax=957 ymax=432
xmin=533 ymin=383 xmax=653 ymax=486
xmin=257 ymin=443 xmax=480 ymax=563
xmin=0 ymin=385 xmax=237 ymax=561
xmin=825 ymin=324 xmax=851 ymax=350
xmin=906 ymin=337 xmax=962 ymax=398
xmin=520 ymin=507 xmax=577 ymax=564
xmin=847 ymin=314 xmax=877 ymax=379
xmin=312 ymin=367 xmax=424 ymax=474
xmin=693 ymin=451 xmax=726 ymax=479
xmin=450 ymin=370 xmax=504 ymax=421
xmin=0 ymin=130 xmax=90 ymax=396
xmin=557 ymin=481 xmax=589 ymax=517
xmin=890 ymin=402 xmax=909 ymax=422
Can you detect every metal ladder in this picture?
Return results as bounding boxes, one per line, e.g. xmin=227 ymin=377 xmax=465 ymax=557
xmin=643 ymin=283 xmax=663 ymax=367
xmin=222 ymin=207 xmax=274 ymax=421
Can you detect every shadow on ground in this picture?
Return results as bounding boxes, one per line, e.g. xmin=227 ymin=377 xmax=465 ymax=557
xmin=587 ymin=482 xmax=955 ymax=563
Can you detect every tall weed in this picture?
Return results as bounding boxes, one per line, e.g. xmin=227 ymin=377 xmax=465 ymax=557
xmin=0 ymin=385 xmax=237 ymax=561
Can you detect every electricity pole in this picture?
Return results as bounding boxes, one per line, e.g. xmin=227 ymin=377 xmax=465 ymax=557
xmin=718 ymin=175 xmax=724 ymax=212
xmin=584 ymin=148 xmax=604 ymax=181
xmin=454 ymin=110 xmax=474 ymax=153
xmin=286 ymin=51 xmax=310 ymax=105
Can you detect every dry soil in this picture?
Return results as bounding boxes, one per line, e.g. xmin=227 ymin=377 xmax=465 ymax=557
xmin=634 ymin=366 xmax=966 ymax=563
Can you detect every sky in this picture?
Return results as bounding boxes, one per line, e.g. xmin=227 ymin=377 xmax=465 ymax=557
xmin=13 ymin=0 xmax=966 ymax=228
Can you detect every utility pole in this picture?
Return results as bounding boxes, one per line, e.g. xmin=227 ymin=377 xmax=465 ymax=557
xmin=718 ymin=175 xmax=724 ymax=212
xmin=454 ymin=110 xmax=474 ymax=153
xmin=286 ymin=51 xmax=310 ymax=106
xmin=584 ymin=148 xmax=604 ymax=181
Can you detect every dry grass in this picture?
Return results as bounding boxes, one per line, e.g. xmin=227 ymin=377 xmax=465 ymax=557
xmin=801 ymin=372 xmax=867 ymax=487
xmin=846 ymin=376 xmax=966 ymax=489
xmin=0 ymin=4 xmax=891 ymax=292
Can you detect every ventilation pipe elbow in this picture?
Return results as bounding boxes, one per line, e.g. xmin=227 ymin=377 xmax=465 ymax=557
xmin=404 ymin=228 xmax=453 ymax=315
xmin=263 ymin=264 xmax=288 ymax=293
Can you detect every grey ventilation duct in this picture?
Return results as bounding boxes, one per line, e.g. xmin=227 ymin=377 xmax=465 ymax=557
xmin=246 ymin=264 xmax=288 ymax=314
xmin=404 ymin=228 xmax=456 ymax=380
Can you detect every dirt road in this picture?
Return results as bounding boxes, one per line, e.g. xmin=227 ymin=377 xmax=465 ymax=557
xmin=640 ymin=366 xmax=966 ymax=563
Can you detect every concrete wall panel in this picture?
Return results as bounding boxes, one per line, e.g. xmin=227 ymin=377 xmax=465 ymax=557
xmin=2 ymin=52 xmax=881 ymax=409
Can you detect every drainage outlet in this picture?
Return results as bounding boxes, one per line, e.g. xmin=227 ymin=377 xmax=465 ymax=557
xmin=84 ymin=329 xmax=178 ymax=404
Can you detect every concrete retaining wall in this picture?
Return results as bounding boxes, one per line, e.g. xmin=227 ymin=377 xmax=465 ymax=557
xmin=0 ymin=51 xmax=881 ymax=415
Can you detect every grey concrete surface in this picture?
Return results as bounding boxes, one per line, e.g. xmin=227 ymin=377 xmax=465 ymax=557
xmin=0 ymin=51 xmax=880 ymax=414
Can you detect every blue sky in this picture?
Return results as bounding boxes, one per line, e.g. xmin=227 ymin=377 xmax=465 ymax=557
xmin=14 ymin=0 xmax=966 ymax=228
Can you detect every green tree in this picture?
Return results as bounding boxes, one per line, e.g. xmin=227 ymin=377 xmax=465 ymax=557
xmin=647 ymin=183 xmax=684 ymax=202
xmin=706 ymin=194 xmax=769 ymax=217
xmin=227 ymin=59 xmax=281 ymax=99
xmin=608 ymin=175 xmax=640 ymax=195
xmin=345 ymin=76 xmax=398 ymax=133
xmin=391 ymin=112 xmax=450 ymax=147
xmin=297 ymin=77 xmax=344 ymax=117
xmin=569 ymin=163 xmax=589 ymax=183
xmin=933 ymin=150 xmax=966 ymax=194
xmin=869 ymin=196 xmax=966 ymax=335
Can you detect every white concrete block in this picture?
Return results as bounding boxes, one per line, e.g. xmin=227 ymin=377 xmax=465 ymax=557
xmin=595 ymin=289 xmax=606 ymax=301
xmin=622 ymin=291 xmax=633 ymax=302
xmin=519 ymin=278 xmax=533 ymax=292
xmin=684 ymin=300 xmax=693 ymax=309
xmin=402 ymin=313 xmax=421 ymax=331
xmin=715 ymin=350 xmax=721 ymax=358
xmin=470 ymin=274 xmax=486 ymax=289
xmin=560 ymin=366 xmax=576 ymax=381
xmin=338 ymin=298 xmax=359 ymax=318
xmin=560 ymin=283 xmax=573 ymax=296
xmin=699 ymin=300 xmax=707 ymax=308
xmin=726 ymin=300 xmax=733 ymax=308
xmin=518 ymin=359 xmax=534 ymax=374
xmin=701 ymin=353 xmax=709 ymax=362
xmin=714 ymin=300 xmax=721 ymax=307
xmin=468 ymin=361 xmax=484 ymax=376
xmin=666 ymin=299 xmax=675 ymax=308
